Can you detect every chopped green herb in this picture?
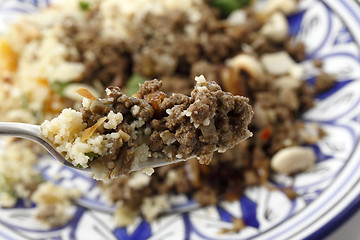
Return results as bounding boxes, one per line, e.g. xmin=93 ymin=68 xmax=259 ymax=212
xmin=79 ymin=1 xmax=90 ymax=11
xmin=125 ymin=74 xmax=146 ymax=96
xmin=210 ymin=0 xmax=251 ymax=15
xmin=77 ymin=164 xmax=84 ymax=169
xmin=85 ymin=152 xmax=100 ymax=161
xmin=31 ymin=110 xmax=41 ymax=125
xmin=50 ymin=81 xmax=70 ymax=97
xmin=21 ymin=93 xmax=29 ymax=109
xmin=0 ymin=175 xmax=17 ymax=199
xmin=20 ymin=93 xmax=40 ymax=123
xmin=20 ymin=93 xmax=41 ymax=123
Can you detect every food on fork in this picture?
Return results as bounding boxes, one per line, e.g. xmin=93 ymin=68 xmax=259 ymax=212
xmin=41 ymin=75 xmax=253 ymax=180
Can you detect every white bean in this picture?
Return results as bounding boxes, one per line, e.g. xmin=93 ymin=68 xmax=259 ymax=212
xmin=261 ymin=51 xmax=295 ymax=75
xmin=226 ymin=54 xmax=264 ymax=79
xmin=261 ymin=11 xmax=289 ymax=43
xmin=271 ymin=146 xmax=316 ymax=175
xmin=227 ymin=9 xmax=247 ymax=26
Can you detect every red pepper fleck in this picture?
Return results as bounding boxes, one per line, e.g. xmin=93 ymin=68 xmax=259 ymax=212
xmin=261 ymin=127 xmax=271 ymax=141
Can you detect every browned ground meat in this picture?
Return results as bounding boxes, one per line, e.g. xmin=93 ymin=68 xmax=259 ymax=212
xmin=312 ymin=59 xmax=323 ymax=68
xmin=79 ymin=77 xmax=253 ymax=177
xmin=314 ymin=72 xmax=336 ymax=94
xmin=285 ymin=39 xmax=306 ymax=62
xmin=59 ymin=3 xmax=273 ymax=94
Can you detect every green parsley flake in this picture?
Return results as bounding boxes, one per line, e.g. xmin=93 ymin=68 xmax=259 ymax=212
xmin=85 ymin=152 xmax=100 ymax=161
xmin=79 ymin=1 xmax=90 ymax=11
xmin=50 ymin=81 xmax=70 ymax=97
xmin=125 ymin=74 xmax=146 ymax=96
xmin=210 ymin=0 xmax=251 ymax=15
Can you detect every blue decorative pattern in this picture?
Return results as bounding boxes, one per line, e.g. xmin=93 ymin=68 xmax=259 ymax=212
xmin=240 ymin=196 xmax=259 ymax=229
xmin=333 ymin=26 xmax=354 ymax=45
xmin=114 ymin=221 xmax=152 ymax=240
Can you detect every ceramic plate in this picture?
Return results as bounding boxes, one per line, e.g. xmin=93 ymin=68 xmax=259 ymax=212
xmin=1 ymin=0 xmax=360 ymax=239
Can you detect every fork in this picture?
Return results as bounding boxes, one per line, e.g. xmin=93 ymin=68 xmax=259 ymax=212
xmin=0 ymin=122 xmax=87 ymax=171
xmin=0 ymin=122 xmax=186 ymax=172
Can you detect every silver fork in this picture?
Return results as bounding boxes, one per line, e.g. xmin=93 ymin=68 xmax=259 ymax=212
xmin=0 ymin=122 xmax=87 ymax=171
xmin=0 ymin=122 xmax=186 ymax=172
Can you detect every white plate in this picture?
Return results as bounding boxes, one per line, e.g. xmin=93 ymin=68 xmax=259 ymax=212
xmin=1 ymin=0 xmax=360 ymax=239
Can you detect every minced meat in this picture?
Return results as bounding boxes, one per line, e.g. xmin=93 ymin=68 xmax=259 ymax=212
xmin=41 ymin=76 xmax=253 ymax=180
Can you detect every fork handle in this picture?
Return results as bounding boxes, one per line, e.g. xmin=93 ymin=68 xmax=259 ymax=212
xmin=0 ymin=122 xmax=42 ymax=141
xmin=0 ymin=122 xmax=74 ymax=168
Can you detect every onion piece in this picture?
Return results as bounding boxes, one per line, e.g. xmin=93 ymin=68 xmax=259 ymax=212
xmin=76 ymin=88 xmax=97 ymax=100
xmin=81 ymin=116 xmax=107 ymax=141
